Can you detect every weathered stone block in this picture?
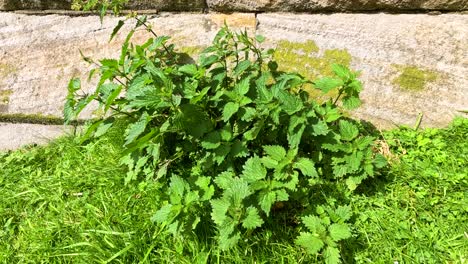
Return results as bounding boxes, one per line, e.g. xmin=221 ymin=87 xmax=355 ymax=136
xmin=207 ymin=0 xmax=468 ymax=12
xmin=0 ymin=122 xmax=71 ymax=150
xmin=257 ymin=13 xmax=468 ymax=128
xmin=0 ymin=0 xmax=71 ymax=10
xmin=0 ymin=0 xmax=206 ymax=11
xmin=0 ymin=12 xmax=255 ymax=118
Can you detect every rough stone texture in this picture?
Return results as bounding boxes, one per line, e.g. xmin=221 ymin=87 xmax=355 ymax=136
xmin=0 ymin=0 xmax=71 ymax=10
xmin=0 ymin=12 xmax=256 ymax=118
xmin=207 ymin=0 xmax=468 ymax=12
xmin=257 ymin=13 xmax=468 ymax=128
xmin=0 ymin=0 xmax=206 ymax=11
xmin=0 ymin=122 xmax=71 ymax=150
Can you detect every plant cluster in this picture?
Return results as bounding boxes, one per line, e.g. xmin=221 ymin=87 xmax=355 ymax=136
xmin=64 ymin=17 xmax=386 ymax=263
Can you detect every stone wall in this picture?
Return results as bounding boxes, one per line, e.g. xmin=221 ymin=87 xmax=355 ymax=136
xmin=1 ymin=0 xmax=467 ymax=11
xmin=0 ymin=2 xmax=467 ymax=150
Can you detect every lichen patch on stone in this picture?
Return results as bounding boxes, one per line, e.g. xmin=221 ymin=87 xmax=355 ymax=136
xmin=392 ymin=65 xmax=439 ymax=91
xmin=0 ymin=89 xmax=12 ymax=105
xmin=273 ymin=39 xmax=353 ymax=99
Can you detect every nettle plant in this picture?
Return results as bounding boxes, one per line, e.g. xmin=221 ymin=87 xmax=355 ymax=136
xmin=65 ymin=16 xmax=386 ymax=263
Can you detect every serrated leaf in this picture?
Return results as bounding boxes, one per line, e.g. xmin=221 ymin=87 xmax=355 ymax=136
xmin=200 ymin=54 xmax=219 ymax=68
xmin=261 ymin=156 xmax=278 ymax=169
xmin=324 ymin=246 xmax=341 ymax=264
xmin=240 ymin=107 xmax=256 ymax=121
xmin=68 ymin=78 xmax=81 ymax=93
xmin=302 ymin=215 xmax=326 ymax=235
xmin=275 ymin=189 xmax=289 ymax=201
xmin=169 ymin=175 xmax=188 ymax=198
xmin=234 ymin=60 xmax=251 ymax=77
xmin=345 ymin=177 xmax=358 ymax=191
xmin=211 ymin=199 xmax=230 ymax=225
xmin=334 ymin=206 xmax=352 ymax=222
xmin=373 ymin=154 xmax=388 ymax=168
xmin=312 ymin=120 xmax=329 ymax=136
xmin=223 ymin=102 xmax=239 ymax=122
xmin=235 ymin=77 xmax=251 ymax=96
xmin=125 ymin=112 xmax=150 ymax=145
xmin=225 ymin=178 xmax=252 ymax=206
xmin=178 ymin=64 xmax=198 ymax=76
xmin=278 ymin=91 xmax=303 ymax=115
xmin=259 ymin=191 xmax=276 ymax=215
xmin=329 ymin=223 xmax=351 ymax=241
xmin=331 ymin=64 xmax=352 ymax=80
xmin=242 ymin=157 xmax=267 ymax=182
xmin=230 ymin=140 xmax=249 ymax=158
xmin=314 ymin=77 xmax=343 ymax=93
xmin=151 ymin=204 xmax=172 ymax=223
xmin=244 ymin=120 xmax=264 ymax=141
xmin=263 ymin=145 xmax=286 ymax=162
xmin=214 ymin=143 xmax=231 ymax=165
xmin=255 ymin=35 xmax=265 ymax=43
xmin=201 ymin=131 xmax=221 ymax=149
xmin=109 ymin=20 xmax=125 ymax=42
xmin=242 ymin=207 xmax=264 ymax=229
xmin=214 ymin=171 xmax=235 ymax=190
xmin=295 ymin=232 xmax=325 ymax=255
xmin=178 ymin=104 xmax=213 ymax=138
xmin=293 ymin=158 xmax=318 ymax=177
xmin=355 ymin=136 xmax=374 ymax=150
xmin=195 ymin=176 xmax=214 ymax=201
xmin=94 ymin=121 xmax=113 ymax=138
xmin=339 ymin=120 xmax=359 ymax=141
xmin=342 ymin=96 xmax=361 ymax=110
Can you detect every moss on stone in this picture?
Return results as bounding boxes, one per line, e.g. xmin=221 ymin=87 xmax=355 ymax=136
xmin=0 ymin=113 xmax=87 ymax=125
xmin=273 ymin=40 xmax=353 ymax=99
xmin=392 ymin=65 xmax=438 ymax=91
xmin=177 ymin=46 xmax=205 ymax=56
xmin=0 ymin=63 xmax=17 ymax=79
xmin=0 ymin=89 xmax=12 ymax=104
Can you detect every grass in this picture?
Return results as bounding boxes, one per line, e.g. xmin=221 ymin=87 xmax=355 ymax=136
xmin=1 ymin=118 xmax=467 ymax=263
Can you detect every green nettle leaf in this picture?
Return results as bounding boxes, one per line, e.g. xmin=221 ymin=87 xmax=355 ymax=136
xmin=179 ymin=104 xmax=213 ymax=138
xmin=331 ymin=64 xmax=352 ymax=80
xmin=342 ymin=96 xmax=361 ymax=110
xmin=263 ymin=145 xmax=286 ymax=162
xmin=242 ymin=157 xmax=267 ymax=183
xmin=151 ymin=204 xmax=173 ymax=224
xmin=109 ymin=19 xmax=125 ymax=42
xmin=242 ymin=207 xmax=264 ymax=229
xmin=296 ymin=232 xmax=325 ymax=255
xmin=230 ymin=140 xmax=249 ymax=158
xmin=334 ymin=206 xmax=352 ymax=222
xmin=211 ymin=198 xmax=230 ymax=225
xmin=373 ymin=154 xmax=388 ymax=168
xmin=293 ymin=158 xmax=318 ymax=177
xmin=312 ymin=120 xmax=329 ymax=136
xmin=234 ymin=60 xmax=251 ymax=77
xmin=314 ymin=77 xmax=343 ymax=93
xmin=328 ymin=223 xmax=351 ymax=241
xmin=302 ymin=215 xmax=326 ymax=235
xmin=94 ymin=121 xmax=113 ymax=137
xmin=223 ymin=102 xmax=240 ymax=122
xmin=201 ymin=131 xmax=221 ymax=149
xmin=125 ymin=112 xmax=150 ymax=145
xmin=259 ymin=191 xmax=276 ymax=215
xmin=324 ymin=246 xmax=341 ymax=264
xmin=178 ymin=64 xmax=198 ymax=76
xmin=234 ymin=77 xmax=251 ymax=96
xmin=339 ymin=120 xmax=359 ymax=141
xmin=214 ymin=171 xmax=235 ymax=190
xmin=244 ymin=120 xmax=264 ymax=141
